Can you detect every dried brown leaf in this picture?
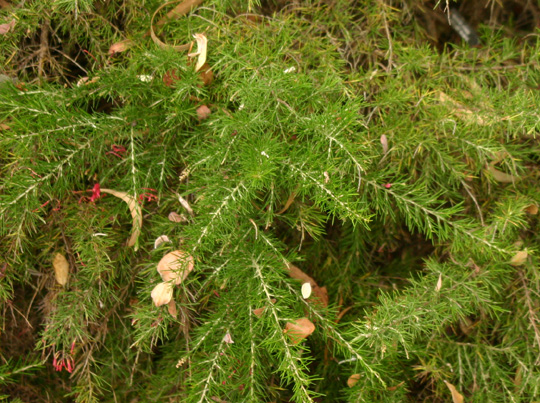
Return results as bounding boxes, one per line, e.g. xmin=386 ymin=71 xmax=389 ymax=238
xmin=487 ymin=164 xmax=518 ymax=183
xmin=52 ymin=253 xmax=69 ymax=286
xmin=435 ymin=273 xmax=442 ymax=292
xmin=287 ymin=264 xmax=328 ymax=307
xmin=347 ymin=374 xmax=361 ymax=388
xmin=167 ymin=299 xmax=178 ymax=318
xmin=151 ymin=282 xmax=173 ymax=307
xmin=284 ymin=317 xmax=315 ymax=344
xmin=101 ymin=189 xmax=142 ymax=250
xmin=108 ymin=39 xmax=134 ymax=56
xmin=188 ymin=33 xmax=208 ymax=72
xmin=157 ymin=250 xmax=194 ymax=285
xmin=253 ymin=307 xmax=265 ymax=317
xmin=154 ymin=235 xmax=171 ymax=249
xmin=443 ymin=380 xmax=464 ymax=403
xmin=510 ymin=250 xmax=528 ymax=266
xmin=168 ymin=211 xmax=187 ymax=222
xmin=525 ymin=204 xmax=538 ymax=215
xmin=196 ymin=105 xmax=211 ymax=120
xmin=380 ymin=134 xmax=388 ymax=154
xmin=0 ymin=19 xmax=15 ymax=35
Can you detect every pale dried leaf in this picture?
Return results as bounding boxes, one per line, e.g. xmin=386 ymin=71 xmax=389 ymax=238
xmin=0 ymin=19 xmax=15 ymax=35
xmin=108 ymin=39 xmax=133 ymax=56
xmin=52 ymin=253 xmax=69 ymax=286
xmin=525 ymin=204 xmax=538 ymax=215
xmin=510 ymin=250 xmax=528 ymax=266
xmin=380 ymin=134 xmax=388 ymax=154
xmin=101 ymin=189 xmax=142 ymax=250
xmin=301 ymin=282 xmax=312 ymax=299
xmin=443 ymin=380 xmax=464 ymax=403
xmin=253 ymin=307 xmax=265 ymax=317
xmin=168 ymin=211 xmax=187 ymax=223
xmin=284 ymin=318 xmax=315 ymax=344
xmin=439 ymin=91 xmax=488 ymax=125
xmin=154 ymin=235 xmax=171 ymax=249
xmin=167 ymin=299 xmax=178 ymax=318
xmin=157 ymin=250 xmax=194 ymax=285
xmin=196 ymin=105 xmax=211 ymax=120
xmin=487 ymin=164 xmax=518 ymax=183
xmin=188 ymin=33 xmax=208 ymax=72
xmin=0 ymin=123 xmax=10 ymax=131
xmin=223 ymin=332 xmax=234 ymax=344
xmin=177 ymin=194 xmax=194 ymax=216
xmin=435 ymin=273 xmax=442 ymax=292
xmin=347 ymin=374 xmax=361 ymax=388
xmin=151 ymin=282 xmax=174 ymax=307
xmin=287 ymin=264 xmax=328 ymax=307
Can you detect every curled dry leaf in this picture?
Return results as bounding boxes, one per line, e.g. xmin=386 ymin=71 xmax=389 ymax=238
xmin=223 ymin=332 xmax=234 ymax=344
xmin=154 ymin=235 xmax=171 ymax=249
xmin=151 ymin=282 xmax=174 ymax=307
xmin=525 ymin=204 xmax=538 ymax=215
xmin=510 ymin=250 xmax=528 ymax=266
xmin=188 ymin=33 xmax=208 ymax=72
xmin=199 ymin=63 xmax=214 ymax=86
xmin=108 ymin=39 xmax=134 ymax=56
xmin=168 ymin=211 xmax=187 ymax=223
xmin=0 ymin=19 xmax=15 ymax=35
xmin=487 ymin=163 xmax=518 ymax=183
xmin=347 ymin=374 xmax=361 ymax=388
xmin=157 ymin=250 xmax=194 ymax=285
xmin=435 ymin=273 xmax=442 ymax=292
xmin=287 ymin=264 xmax=328 ymax=307
xmin=196 ymin=105 xmax=211 ymax=120
xmin=163 ymin=69 xmax=181 ymax=88
xmin=443 ymin=380 xmax=464 ymax=403
xmin=101 ymin=189 xmax=142 ymax=250
xmin=301 ymin=282 xmax=312 ymax=299
xmin=0 ymin=123 xmax=10 ymax=131
xmin=380 ymin=134 xmax=388 ymax=154
xmin=177 ymin=194 xmax=194 ymax=216
xmin=284 ymin=317 xmax=315 ymax=344
xmin=253 ymin=298 xmax=276 ymax=317
xmin=167 ymin=299 xmax=178 ymax=318
xmin=52 ymin=253 xmax=69 ymax=286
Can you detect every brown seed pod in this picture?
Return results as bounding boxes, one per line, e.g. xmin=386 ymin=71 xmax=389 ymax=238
xmin=52 ymin=253 xmax=69 ymax=286
xmin=157 ymin=250 xmax=194 ymax=285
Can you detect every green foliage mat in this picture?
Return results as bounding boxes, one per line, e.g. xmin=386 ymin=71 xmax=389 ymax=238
xmin=1 ymin=0 xmax=539 ymax=401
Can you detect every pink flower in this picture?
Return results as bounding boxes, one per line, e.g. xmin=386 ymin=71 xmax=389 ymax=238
xmin=384 ymin=183 xmax=392 ymax=189
xmin=89 ymin=183 xmax=101 ymax=202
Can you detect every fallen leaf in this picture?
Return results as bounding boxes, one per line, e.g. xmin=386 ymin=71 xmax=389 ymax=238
xmin=253 ymin=307 xmax=265 ymax=317
xmin=199 ymin=63 xmax=214 ymax=86
xmin=287 ymin=264 xmax=328 ymax=307
xmin=435 ymin=273 xmax=442 ymax=292
xmin=101 ymin=188 xmax=142 ymax=250
xmin=443 ymin=380 xmax=464 ymax=403
xmin=223 ymin=332 xmax=234 ymax=344
xmin=0 ymin=123 xmax=10 ymax=131
xmin=0 ymin=19 xmax=15 ymax=35
xmin=188 ymin=33 xmax=208 ymax=72
xmin=154 ymin=235 xmax=171 ymax=249
xmin=177 ymin=194 xmax=194 ymax=216
xmin=380 ymin=134 xmax=388 ymax=154
xmin=284 ymin=318 xmax=315 ymax=344
xmin=510 ymin=250 xmax=528 ymax=266
xmin=196 ymin=105 xmax=211 ymax=120
xmin=439 ymin=91 xmax=488 ymax=126
xmin=151 ymin=282 xmax=174 ymax=307
xmin=108 ymin=39 xmax=133 ymax=56
xmin=167 ymin=299 xmax=178 ymax=318
xmin=387 ymin=381 xmax=405 ymax=391
xmin=168 ymin=211 xmax=187 ymax=222
xmin=52 ymin=253 xmax=69 ymax=286
xmin=525 ymin=204 xmax=538 ymax=215
xmin=157 ymin=250 xmax=194 ymax=285
xmin=76 ymin=76 xmax=100 ymax=87
xmin=487 ymin=164 xmax=518 ymax=183
xmin=347 ymin=374 xmax=361 ymax=388
xmin=163 ymin=69 xmax=181 ymax=87
xmin=301 ymin=282 xmax=312 ymax=299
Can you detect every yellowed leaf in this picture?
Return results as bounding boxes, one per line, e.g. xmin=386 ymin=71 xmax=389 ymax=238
xmin=52 ymin=253 xmax=69 ymax=286
xmin=157 ymin=250 xmax=194 ymax=285
xmin=284 ymin=318 xmax=315 ymax=344
xmin=510 ymin=250 xmax=528 ymax=266
xmin=443 ymin=380 xmax=464 ymax=403
xmin=525 ymin=204 xmax=538 ymax=215
xmin=438 ymin=91 xmax=488 ymax=125
xmin=101 ymin=189 xmax=142 ymax=250
xmin=0 ymin=19 xmax=15 ymax=35
xmin=487 ymin=164 xmax=518 ymax=183
xmin=108 ymin=39 xmax=134 ymax=56
xmin=151 ymin=282 xmax=173 ymax=307
xmin=188 ymin=33 xmax=208 ymax=72
xmin=167 ymin=299 xmax=177 ymax=318
xmin=347 ymin=374 xmax=361 ymax=388
xmin=435 ymin=273 xmax=442 ymax=292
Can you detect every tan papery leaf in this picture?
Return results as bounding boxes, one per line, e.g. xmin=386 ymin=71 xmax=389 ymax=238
xmin=525 ymin=204 xmax=538 ymax=215
xmin=196 ymin=105 xmax=211 ymax=120
xmin=287 ymin=264 xmax=328 ymax=307
xmin=380 ymin=134 xmax=388 ymax=154
xmin=347 ymin=374 xmax=361 ymax=388
xmin=487 ymin=164 xmax=518 ymax=183
xmin=151 ymin=282 xmax=173 ymax=307
xmin=223 ymin=332 xmax=234 ymax=344
xmin=284 ymin=318 xmax=315 ymax=344
xmin=167 ymin=299 xmax=178 ymax=318
xmin=157 ymin=250 xmax=194 ymax=285
xmin=154 ymin=235 xmax=171 ymax=249
xmin=168 ymin=211 xmax=187 ymax=223
xmin=443 ymin=380 xmax=464 ymax=403
xmin=435 ymin=273 xmax=442 ymax=292
xmin=510 ymin=250 xmax=528 ymax=266
xmin=101 ymin=188 xmax=142 ymax=250
xmin=0 ymin=19 xmax=15 ymax=35
xmin=52 ymin=253 xmax=69 ymax=286
xmin=188 ymin=33 xmax=208 ymax=72
xmin=108 ymin=39 xmax=134 ymax=56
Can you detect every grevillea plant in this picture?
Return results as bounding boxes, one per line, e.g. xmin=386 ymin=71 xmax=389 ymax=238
xmin=1 ymin=0 xmax=539 ymax=402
